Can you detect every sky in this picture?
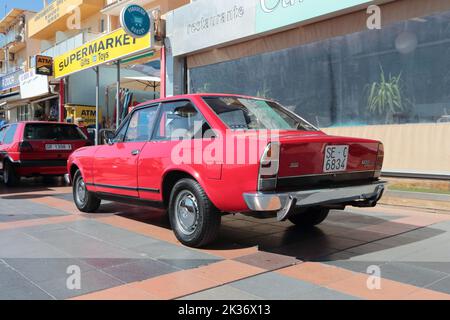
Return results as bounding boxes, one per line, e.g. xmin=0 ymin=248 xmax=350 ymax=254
xmin=0 ymin=0 xmax=46 ymax=19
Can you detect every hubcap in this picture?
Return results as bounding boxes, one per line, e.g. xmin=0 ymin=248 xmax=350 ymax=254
xmin=76 ymin=178 xmax=87 ymax=205
xmin=175 ymin=190 xmax=199 ymax=235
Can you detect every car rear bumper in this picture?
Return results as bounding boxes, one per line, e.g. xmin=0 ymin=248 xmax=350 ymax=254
xmin=12 ymin=160 xmax=68 ymax=176
xmin=243 ymin=181 xmax=386 ymax=221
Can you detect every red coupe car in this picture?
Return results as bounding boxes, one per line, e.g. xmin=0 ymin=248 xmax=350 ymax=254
xmin=67 ymin=94 xmax=386 ymax=247
xmin=0 ymin=121 xmax=90 ymax=186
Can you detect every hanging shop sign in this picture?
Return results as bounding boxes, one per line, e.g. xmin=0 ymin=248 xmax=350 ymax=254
xmin=120 ymin=4 xmax=151 ymax=38
xmin=35 ymin=55 xmax=54 ymax=76
xmin=19 ymin=69 xmax=49 ymax=99
xmin=0 ymin=69 xmax=23 ymax=91
xmin=54 ymin=27 xmax=153 ymax=79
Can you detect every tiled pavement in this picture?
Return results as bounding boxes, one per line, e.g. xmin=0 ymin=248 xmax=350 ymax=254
xmin=1 ymin=179 xmax=450 ymax=300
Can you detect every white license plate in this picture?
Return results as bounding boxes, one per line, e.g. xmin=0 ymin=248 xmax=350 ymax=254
xmin=45 ymin=144 xmax=72 ymax=151
xmin=323 ymin=145 xmax=349 ymax=173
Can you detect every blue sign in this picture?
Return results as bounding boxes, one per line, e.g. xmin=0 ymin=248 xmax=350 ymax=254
xmin=120 ymin=4 xmax=151 ymax=38
xmin=0 ymin=69 xmax=23 ymax=91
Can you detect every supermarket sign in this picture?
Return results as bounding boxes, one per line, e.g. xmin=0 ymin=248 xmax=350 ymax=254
xmin=54 ymin=28 xmax=152 ymax=78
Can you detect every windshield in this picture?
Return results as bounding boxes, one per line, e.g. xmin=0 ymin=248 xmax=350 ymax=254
xmin=203 ymin=97 xmax=318 ymax=131
xmin=24 ymin=124 xmax=87 ymax=140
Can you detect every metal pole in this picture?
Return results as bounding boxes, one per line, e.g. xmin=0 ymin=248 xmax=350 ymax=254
xmin=116 ymin=60 xmax=120 ymax=129
xmin=95 ymin=67 xmax=99 ymax=146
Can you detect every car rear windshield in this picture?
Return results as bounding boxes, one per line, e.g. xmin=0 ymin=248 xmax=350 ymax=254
xmin=203 ymin=96 xmax=318 ymax=131
xmin=24 ymin=124 xmax=87 ymax=141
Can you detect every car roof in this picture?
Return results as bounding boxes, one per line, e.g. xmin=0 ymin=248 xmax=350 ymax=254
xmin=135 ymin=93 xmax=274 ymax=108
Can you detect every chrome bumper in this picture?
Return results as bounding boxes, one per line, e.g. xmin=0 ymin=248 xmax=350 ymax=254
xmin=243 ymin=181 xmax=386 ymax=221
xmin=64 ymin=174 xmax=71 ymax=185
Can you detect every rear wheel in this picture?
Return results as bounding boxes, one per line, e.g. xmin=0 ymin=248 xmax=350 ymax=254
xmin=3 ymin=161 xmax=19 ymax=187
xmin=169 ymin=178 xmax=221 ymax=248
xmin=73 ymin=170 xmax=101 ymax=213
xmin=288 ymin=207 xmax=330 ymax=227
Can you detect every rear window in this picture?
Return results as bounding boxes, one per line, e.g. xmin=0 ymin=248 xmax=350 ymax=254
xmin=24 ymin=124 xmax=87 ymax=141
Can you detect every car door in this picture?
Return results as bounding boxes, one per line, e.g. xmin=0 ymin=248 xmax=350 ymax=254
xmin=93 ymin=106 xmax=157 ymax=197
xmin=138 ymin=100 xmax=219 ymax=201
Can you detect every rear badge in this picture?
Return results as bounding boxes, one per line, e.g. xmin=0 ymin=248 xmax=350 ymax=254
xmin=361 ymin=160 xmax=374 ymax=167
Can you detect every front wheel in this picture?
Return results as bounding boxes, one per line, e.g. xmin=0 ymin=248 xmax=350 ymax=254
xmin=288 ymin=207 xmax=330 ymax=227
xmin=169 ymin=178 xmax=221 ymax=248
xmin=73 ymin=170 xmax=101 ymax=213
xmin=3 ymin=161 xmax=20 ymax=187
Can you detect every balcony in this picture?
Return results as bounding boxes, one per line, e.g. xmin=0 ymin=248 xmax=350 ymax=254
xmin=28 ymin=0 xmax=104 ymax=39
xmin=0 ymin=9 xmax=27 ymax=52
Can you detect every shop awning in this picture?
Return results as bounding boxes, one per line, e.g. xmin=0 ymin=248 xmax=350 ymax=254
xmin=0 ymin=91 xmax=21 ymax=109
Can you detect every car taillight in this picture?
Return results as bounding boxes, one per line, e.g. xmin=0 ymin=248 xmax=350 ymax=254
xmin=374 ymin=143 xmax=384 ymax=177
xmin=258 ymin=142 xmax=280 ymax=191
xmin=19 ymin=141 xmax=33 ymax=152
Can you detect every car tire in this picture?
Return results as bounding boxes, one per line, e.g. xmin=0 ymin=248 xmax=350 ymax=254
xmin=288 ymin=207 xmax=330 ymax=227
xmin=3 ymin=161 xmax=19 ymax=187
xmin=169 ymin=178 xmax=221 ymax=248
xmin=73 ymin=170 xmax=101 ymax=213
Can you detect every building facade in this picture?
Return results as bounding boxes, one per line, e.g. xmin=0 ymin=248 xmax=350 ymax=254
xmin=165 ymin=0 xmax=450 ymax=175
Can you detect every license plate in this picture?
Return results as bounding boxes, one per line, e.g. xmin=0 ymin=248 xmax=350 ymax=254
xmin=45 ymin=144 xmax=72 ymax=151
xmin=323 ymin=145 xmax=349 ymax=173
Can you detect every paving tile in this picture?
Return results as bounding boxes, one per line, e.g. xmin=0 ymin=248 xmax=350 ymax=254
xmin=189 ymin=260 xmax=265 ymax=285
xmin=295 ymin=287 xmax=361 ymax=300
xmin=406 ymin=262 xmax=450 ymax=275
xmin=130 ymin=241 xmax=221 ymax=261
xmin=234 ymin=251 xmax=298 ymax=271
xmin=0 ymin=282 xmax=54 ymax=300
xmin=426 ymin=276 xmax=450 ymax=294
xmin=230 ymin=272 xmax=321 ymax=300
xmin=180 ymin=285 xmax=263 ymax=300
xmin=102 ymin=259 xmax=178 ymax=283
xmin=70 ymin=283 xmax=157 ymax=300
xmin=158 ymin=258 xmax=220 ymax=270
xmin=4 ymin=258 xmax=95 ymax=283
xmin=0 ymin=263 xmax=30 ymax=288
xmin=81 ymin=258 xmax=136 ymax=269
xmin=134 ymin=269 xmax=219 ymax=299
xmin=62 ymin=220 xmax=161 ymax=249
xmin=378 ymin=262 xmax=449 ymax=288
xmin=277 ymin=262 xmax=355 ymax=286
xmin=37 ymin=269 xmax=124 ymax=299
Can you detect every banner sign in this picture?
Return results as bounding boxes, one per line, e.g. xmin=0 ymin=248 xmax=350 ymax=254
xmin=54 ymin=27 xmax=152 ymax=78
xmin=19 ymin=69 xmax=49 ymax=99
xmin=0 ymin=69 xmax=23 ymax=91
xmin=36 ymin=55 xmax=54 ymax=76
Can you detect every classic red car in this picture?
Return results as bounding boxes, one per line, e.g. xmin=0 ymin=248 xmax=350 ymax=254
xmin=0 ymin=121 xmax=90 ymax=186
xmin=67 ymin=94 xmax=385 ymax=247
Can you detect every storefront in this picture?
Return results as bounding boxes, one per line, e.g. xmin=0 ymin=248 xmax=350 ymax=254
xmin=54 ymin=23 xmax=160 ymax=142
xmin=166 ymin=0 xmax=450 ymax=176
xmin=0 ymin=69 xmax=25 ymax=122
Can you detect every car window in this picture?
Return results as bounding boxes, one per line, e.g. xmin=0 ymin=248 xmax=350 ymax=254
xmin=3 ymin=124 xmax=17 ymax=144
xmin=153 ymin=101 xmax=211 ymax=140
xmin=24 ymin=124 xmax=86 ymax=140
xmin=124 ymin=107 xmax=157 ymax=142
xmin=0 ymin=126 xmax=6 ymax=142
xmin=203 ymin=96 xmax=318 ymax=131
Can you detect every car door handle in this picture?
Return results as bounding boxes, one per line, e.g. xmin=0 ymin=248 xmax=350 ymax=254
xmin=131 ymin=150 xmax=140 ymax=156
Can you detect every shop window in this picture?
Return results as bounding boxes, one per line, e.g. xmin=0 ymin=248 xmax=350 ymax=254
xmin=189 ymin=10 xmax=450 ymax=127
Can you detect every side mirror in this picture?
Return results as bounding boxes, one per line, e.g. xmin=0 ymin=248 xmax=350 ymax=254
xmin=101 ymin=130 xmax=115 ymax=145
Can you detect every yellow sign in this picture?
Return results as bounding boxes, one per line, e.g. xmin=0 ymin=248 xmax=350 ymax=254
xmin=54 ymin=28 xmax=152 ymax=78
xmin=65 ymin=104 xmax=102 ymax=126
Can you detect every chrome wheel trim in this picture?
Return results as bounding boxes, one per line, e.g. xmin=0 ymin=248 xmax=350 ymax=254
xmin=76 ymin=177 xmax=87 ymax=206
xmin=174 ymin=190 xmax=200 ymax=236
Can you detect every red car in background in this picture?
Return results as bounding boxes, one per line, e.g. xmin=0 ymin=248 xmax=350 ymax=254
xmin=67 ymin=94 xmax=386 ymax=247
xmin=0 ymin=122 xmax=90 ymax=186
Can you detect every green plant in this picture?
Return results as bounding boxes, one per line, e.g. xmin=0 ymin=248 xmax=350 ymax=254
xmin=366 ymin=67 xmax=405 ymax=123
